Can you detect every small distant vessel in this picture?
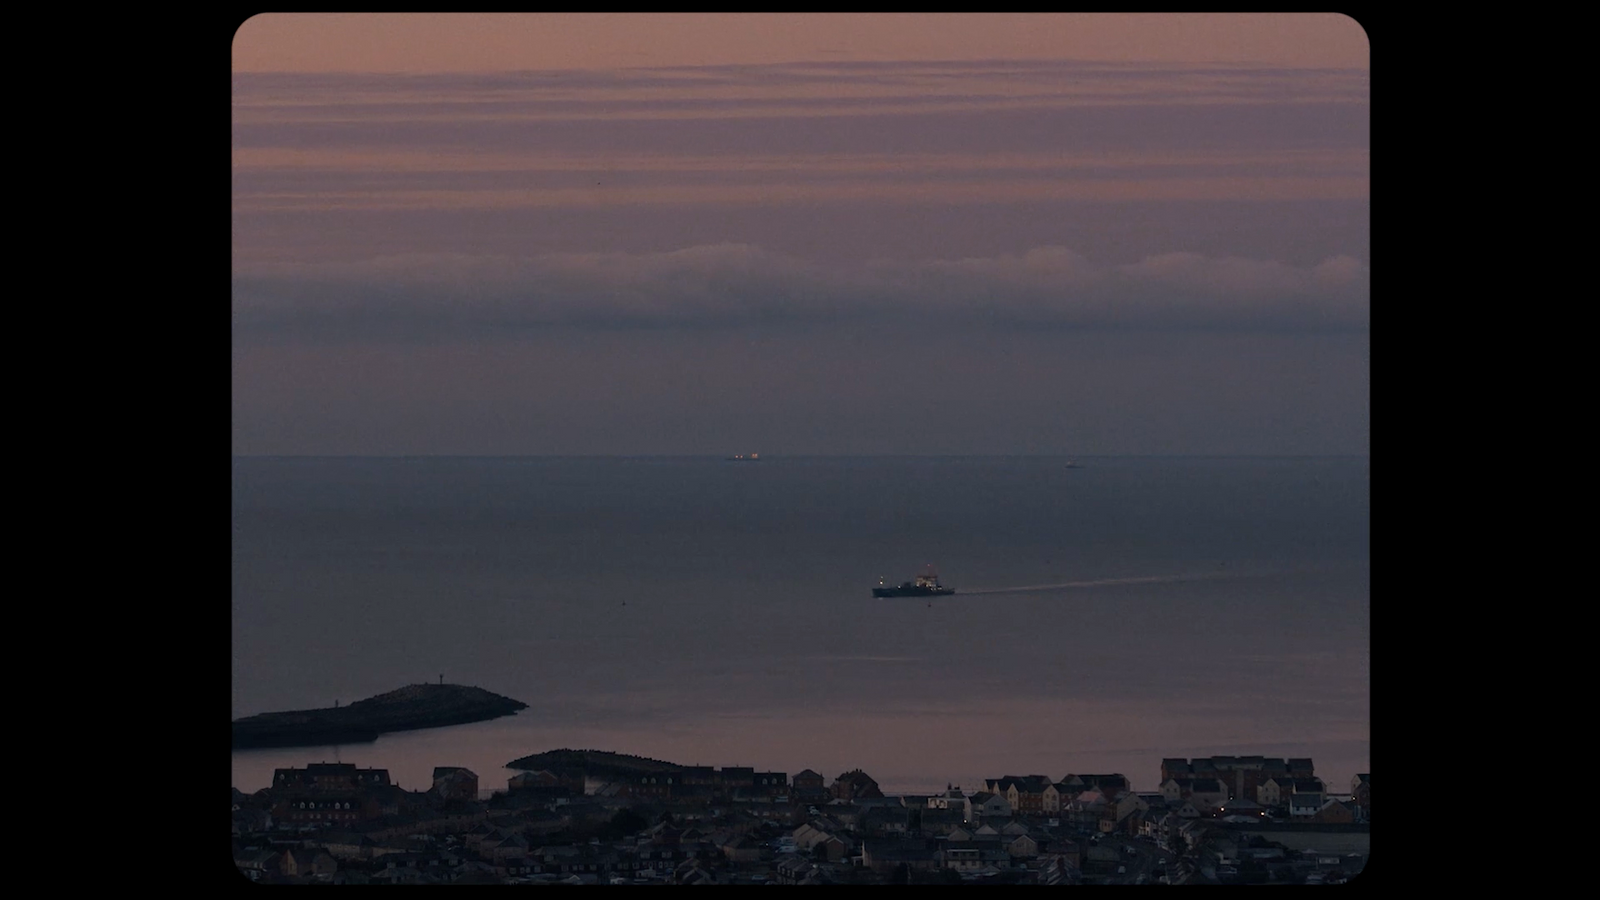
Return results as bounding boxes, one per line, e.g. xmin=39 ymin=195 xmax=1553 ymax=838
xmin=726 ymin=453 xmax=761 ymax=461
xmin=873 ymin=566 xmax=955 ymax=598
xmin=1064 ymin=460 xmax=1083 ymax=469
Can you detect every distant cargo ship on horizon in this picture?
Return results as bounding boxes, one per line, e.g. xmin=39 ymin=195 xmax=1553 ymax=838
xmin=873 ymin=566 xmax=955 ymax=598
xmin=726 ymin=453 xmax=761 ymax=461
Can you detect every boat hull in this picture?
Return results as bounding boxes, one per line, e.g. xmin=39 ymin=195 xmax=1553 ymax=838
xmin=872 ymin=587 xmax=955 ymax=598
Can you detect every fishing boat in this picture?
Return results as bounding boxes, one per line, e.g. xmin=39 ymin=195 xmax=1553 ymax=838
xmin=873 ymin=565 xmax=955 ymax=597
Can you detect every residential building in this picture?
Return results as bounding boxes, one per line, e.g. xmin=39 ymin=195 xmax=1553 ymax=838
xmin=1288 ymin=792 xmax=1324 ymax=818
xmin=431 ymin=767 xmax=478 ymax=802
xmin=830 ymin=769 xmax=883 ymax=801
xmin=792 ymin=769 xmax=827 ymax=803
xmin=273 ymin=762 xmax=391 ymax=792
xmin=281 ymin=847 xmax=338 ymax=879
xmin=751 ymin=771 xmax=788 ymax=800
xmin=1311 ymin=798 xmax=1355 ymax=824
xmin=1060 ymin=773 xmax=1128 ymax=801
xmin=929 ymin=785 xmax=972 ymax=819
xmin=969 ymin=791 xmax=1012 ymax=819
xmin=1162 ymin=777 xmax=1228 ymax=812
xmin=1161 ymin=757 xmax=1313 ymax=802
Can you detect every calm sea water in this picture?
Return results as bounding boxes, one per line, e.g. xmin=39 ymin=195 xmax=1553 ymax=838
xmin=231 ymin=456 xmax=1369 ymax=797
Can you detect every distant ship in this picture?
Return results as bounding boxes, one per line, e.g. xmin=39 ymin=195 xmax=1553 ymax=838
xmin=726 ymin=453 xmax=761 ymax=461
xmin=873 ymin=566 xmax=955 ymax=598
xmin=1064 ymin=460 xmax=1083 ymax=469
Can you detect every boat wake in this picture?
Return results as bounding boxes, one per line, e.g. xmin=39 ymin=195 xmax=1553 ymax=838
xmin=960 ymin=571 xmax=1267 ymax=596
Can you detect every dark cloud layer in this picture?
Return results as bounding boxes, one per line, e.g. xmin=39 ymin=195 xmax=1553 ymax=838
xmin=233 ymin=244 xmax=1368 ymax=340
xmin=232 ymin=56 xmax=1367 ymax=456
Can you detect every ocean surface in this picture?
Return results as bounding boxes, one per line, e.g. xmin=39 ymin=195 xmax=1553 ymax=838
xmin=231 ymin=456 xmax=1369 ymax=797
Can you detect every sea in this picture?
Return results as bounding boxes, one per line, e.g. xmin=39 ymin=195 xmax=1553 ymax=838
xmin=231 ymin=455 xmax=1369 ymax=798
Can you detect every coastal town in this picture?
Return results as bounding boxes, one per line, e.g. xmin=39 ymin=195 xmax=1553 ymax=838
xmin=232 ymin=752 xmax=1370 ymax=884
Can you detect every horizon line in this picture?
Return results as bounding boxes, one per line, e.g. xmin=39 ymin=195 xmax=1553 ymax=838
xmin=231 ymin=452 xmax=1369 ymax=460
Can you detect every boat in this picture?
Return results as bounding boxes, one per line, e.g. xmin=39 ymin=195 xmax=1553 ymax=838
xmin=726 ymin=453 xmax=760 ymax=461
xmin=1064 ymin=460 xmax=1082 ymax=469
xmin=873 ymin=566 xmax=955 ymax=597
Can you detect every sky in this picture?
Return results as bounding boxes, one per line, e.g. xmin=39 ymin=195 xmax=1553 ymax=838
xmin=232 ymin=14 xmax=1369 ymax=456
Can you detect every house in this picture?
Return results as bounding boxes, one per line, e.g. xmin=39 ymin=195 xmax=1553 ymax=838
xmin=1001 ymin=775 xmax=1053 ymax=814
xmin=1256 ymin=777 xmax=1289 ymax=808
xmin=859 ymin=805 xmax=913 ymax=836
xmin=751 ymin=771 xmax=788 ymax=799
xmin=984 ymin=776 xmax=1019 ymax=795
xmin=830 ymin=769 xmax=883 ymax=801
xmin=939 ymin=841 xmax=1011 ymax=873
xmin=272 ymin=792 xmax=380 ymax=825
xmin=1311 ymin=798 xmax=1355 ymax=824
xmin=280 ymin=847 xmax=337 ymax=879
xmin=629 ymin=772 xmax=678 ymax=800
xmin=1062 ymin=774 xmax=1128 ymax=799
xmin=1042 ymin=782 xmax=1071 ymax=813
xmin=1350 ymin=774 xmax=1370 ymax=822
xmin=1288 ymin=792 xmax=1324 ymax=818
xmin=1291 ymin=777 xmax=1327 ymax=795
xmin=969 ymin=791 xmax=1012 ymax=819
xmin=1135 ymin=790 xmax=1168 ymax=811
xmin=1163 ymin=757 xmax=1312 ymax=802
xmin=1177 ymin=818 xmax=1210 ymax=850
xmin=1116 ymin=792 xmax=1149 ymax=817
xmin=1101 ymin=792 xmax=1149 ymax=834
xmin=775 ymin=855 xmax=823 ymax=885
xmin=273 ymin=762 xmax=392 ymax=793
xmin=431 ymin=767 xmax=479 ymax=802
xmin=792 ymin=769 xmax=828 ymax=802
xmin=1007 ymin=833 xmax=1042 ymax=859
xmin=1173 ymin=778 xmax=1228 ymax=812
xmin=793 ymin=823 xmax=849 ymax=860
xmin=1160 ymin=759 xmax=1193 ymax=782
xmin=679 ymin=766 xmax=716 ymax=789
xmin=1070 ymin=789 xmax=1105 ymax=812
xmin=927 ymin=785 xmax=972 ymax=821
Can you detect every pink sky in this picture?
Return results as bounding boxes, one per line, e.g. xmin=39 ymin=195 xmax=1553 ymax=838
xmin=234 ymin=13 xmax=1368 ymax=73
xmin=231 ymin=13 xmax=1368 ymax=457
